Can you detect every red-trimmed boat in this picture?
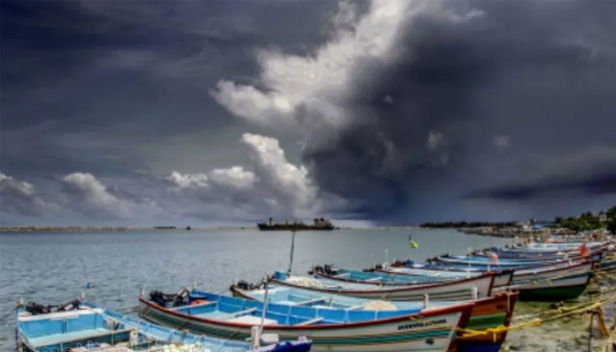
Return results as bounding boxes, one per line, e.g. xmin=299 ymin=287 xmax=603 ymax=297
xmin=138 ymin=288 xmax=475 ymax=352
xmin=230 ymin=282 xmax=519 ymax=352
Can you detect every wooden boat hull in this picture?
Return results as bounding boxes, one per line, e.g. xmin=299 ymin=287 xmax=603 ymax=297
xmin=16 ymin=303 xmax=311 ymax=352
xmin=269 ymin=272 xmax=496 ymax=302
xmin=514 ymin=273 xmax=591 ymax=302
xmin=138 ymin=297 xmax=473 ymax=352
xmin=231 ymin=285 xmax=518 ymax=352
xmin=365 ymin=268 xmax=512 ymax=289
xmin=381 ymin=260 xmax=593 ymax=288
xmin=456 ymin=292 xmax=519 ymax=352
xmin=311 ymin=268 xmax=513 ymax=289
xmin=433 ymin=251 xmax=602 ymax=268
xmin=511 ymin=261 xmax=593 ymax=285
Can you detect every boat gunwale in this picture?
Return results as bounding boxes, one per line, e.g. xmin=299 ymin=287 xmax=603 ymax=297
xmin=137 ymin=295 xmax=475 ymax=331
xmin=230 ymin=286 xmax=520 ymax=345
xmin=311 ymin=269 xmax=512 ymax=289
xmin=378 ymin=259 xmax=595 ymax=278
xmin=432 ymin=251 xmax=603 ymax=267
xmin=271 ymin=271 xmax=496 ymax=296
xmin=310 ymin=270 xmax=455 ymax=286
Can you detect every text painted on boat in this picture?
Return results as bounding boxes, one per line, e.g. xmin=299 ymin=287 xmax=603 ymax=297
xmin=397 ymin=318 xmax=447 ymax=330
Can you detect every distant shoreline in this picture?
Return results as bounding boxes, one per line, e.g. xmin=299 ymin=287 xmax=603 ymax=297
xmin=0 ymin=225 xmax=421 ymax=233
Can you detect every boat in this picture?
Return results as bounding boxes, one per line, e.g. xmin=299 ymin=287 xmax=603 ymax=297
xmin=481 ymin=242 xmax=609 ymax=258
xmin=375 ymin=251 xmax=601 ymax=274
xmin=16 ymin=298 xmax=312 ymax=352
xmin=308 ymin=265 xmax=514 ymax=289
xmin=379 ymin=259 xmax=593 ymax=292
xmin=373 ymin=258 xmax=594 ymax=302
xmin=430 ymin=251 xmax=602 ymax=268
xmin=257 ymin=218 xmax=335 ymax=231
xmin=502 ymin=271 xmax=592 ymax=301
xmin=265 ymin=271 xmax=496 ymax=301
xmin=137 ymin=288 xmax=475 ymax=352
xmin=229 ymin=284 xmax=519 ymax=352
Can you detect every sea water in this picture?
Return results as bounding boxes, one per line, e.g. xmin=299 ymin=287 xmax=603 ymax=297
xmin=0 ymin=228 xmax=518 ymax=350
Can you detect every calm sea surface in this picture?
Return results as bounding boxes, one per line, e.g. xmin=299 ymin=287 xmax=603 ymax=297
xmin=0 ymin=228 xmax=513 ymax=350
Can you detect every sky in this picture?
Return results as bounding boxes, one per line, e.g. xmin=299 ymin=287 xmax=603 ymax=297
xmin=1 ymin=0 xmax=616 ymax=227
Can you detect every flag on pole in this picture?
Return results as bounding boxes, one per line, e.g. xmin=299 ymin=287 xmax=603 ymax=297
xmin=409 ymin=235 xmax=419 ymax=249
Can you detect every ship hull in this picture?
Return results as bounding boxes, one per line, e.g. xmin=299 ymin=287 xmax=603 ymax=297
xmin=257 ymin=224 xmax=335 ymax=231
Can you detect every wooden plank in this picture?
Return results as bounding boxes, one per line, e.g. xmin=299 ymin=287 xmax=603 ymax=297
xmin=169 ymin=301 xmax=216 ymax=310
xmin=294 ymin=317 xmax=324 ymax=326
xmin=219 ymin=307 xmax=257 ymax=319
xmin=345 ymin=304 xmax=366 ymax=310
xmin=295 ymin=297 xmax=327 ymax=306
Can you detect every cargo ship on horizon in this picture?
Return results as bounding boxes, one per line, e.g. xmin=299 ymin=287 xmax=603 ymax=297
xmin=257 ymin=217 xmax=336 ymax=231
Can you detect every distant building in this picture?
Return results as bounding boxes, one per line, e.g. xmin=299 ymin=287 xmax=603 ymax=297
xmin=599 ymin=212 xmax=608 ymax=222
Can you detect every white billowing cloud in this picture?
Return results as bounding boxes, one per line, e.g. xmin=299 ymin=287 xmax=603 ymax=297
xmin=167 ymin=133 xmax=339 ymax=219
xmin=166 ymin=167 xmax=257 ymax=191
xmin=0 ymin=172 xmax=49 ymax=217
xmin=210 ymin=0 xmax=436 ymax=132
xmin=62 ymin=172 xmax=133 ymax=219
xmin=240 ymin=133 xmax=320 ymax=213
xmin=208 ymin=166 xmax=257 ymax=191
xmin=167 ymin=171 xmax=210 ymax=189
xmin=0 ymin=173 xmax=37 ymax=199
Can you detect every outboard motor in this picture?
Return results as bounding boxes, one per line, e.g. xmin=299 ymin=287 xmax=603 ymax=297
xmin=149 ymin=290 xmax=169 ymax=307
xmin=236 ymin=280 xmax=251 ymax=290
xmin=25 ymin=302 xmax=51 ymax=315
xmin=173 ymin=288 xmax=190 ymax=307
xmin=57 ymin=299 xmax=80 ymax=312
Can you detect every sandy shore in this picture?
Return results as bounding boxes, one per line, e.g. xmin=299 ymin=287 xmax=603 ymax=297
xmin=501 ymin=281 xmax=616 ymax=352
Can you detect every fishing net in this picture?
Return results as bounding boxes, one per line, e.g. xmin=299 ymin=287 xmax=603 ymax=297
xmin=286 ymin=277 xmax=325 ymax=288
xmin=361 ymin=300 xmax=398 ymax=311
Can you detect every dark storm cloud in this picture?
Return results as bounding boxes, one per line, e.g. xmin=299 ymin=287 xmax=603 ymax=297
xmin=0 ymin=0 xmax=336 ymax=198
xmin=464 ymin=147 xmax=616 ymax=201
xmin=301 ymin=0 xmax=616 ymax=222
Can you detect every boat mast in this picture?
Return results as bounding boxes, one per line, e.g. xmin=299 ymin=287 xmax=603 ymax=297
xmin=288 ymin=228 xmax=296 ymax=274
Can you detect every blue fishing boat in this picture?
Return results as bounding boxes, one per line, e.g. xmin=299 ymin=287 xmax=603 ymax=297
xmin=228 ymin=284 xmax=519 ymax=352
xmin=308 ymin=265 xmax=514 ymax=289
xmin=267 ymin=270 xmax=496 ymax=301
xmin=17 ymin=298 xmax=312 ymax=352
xmin=380 ymin=260 xmax=594 ymax=301
xmin=433 ymin=254 xmax=579 ymax=267
xmin=471 ymin=247 xmax=600 ymax=260
xmin=484 ymin=241 xmax=608 ymax=258
xmin=138 ymin=288 xmax=475 ymax=352
xmin=369 ymin=252 xmax=599 ymax=278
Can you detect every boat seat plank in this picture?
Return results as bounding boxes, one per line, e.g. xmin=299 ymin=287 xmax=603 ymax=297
xmin=170 ymin=301 xmax=216 ymax=310
xmin=294 ymin=317 xmax=324 ymax=326
xmin=19 ymin=309 xmax=102 ymax=322
xmin=29 ymin=328 xmax=131 ymax=348
xmin=218 ymin=307 xmax=257 ymax=320
xmin=294 ymin=297 xmax=327 ymax=306
xmin=364 ymin=277 xmax=382 ymax=282
xmin=345 ymin=304 xmax=365 ymax=310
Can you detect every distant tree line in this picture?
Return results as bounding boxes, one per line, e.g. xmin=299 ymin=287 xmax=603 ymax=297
xmin=419 ymin=221 xmax=518 ymax=228
xmin=555 ymin=206 xmax=616 ymax=234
